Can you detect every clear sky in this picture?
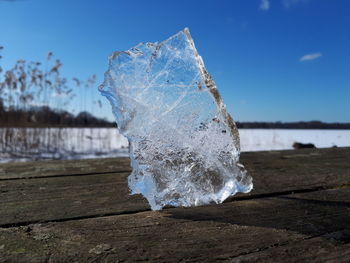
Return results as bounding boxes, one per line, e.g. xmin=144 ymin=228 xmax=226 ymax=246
xmin=1 ymin=0 xmax=349 ymax=122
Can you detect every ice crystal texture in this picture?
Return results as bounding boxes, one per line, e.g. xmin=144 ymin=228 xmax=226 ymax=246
xmin=99 ymin=28 xmax=253 ymax=210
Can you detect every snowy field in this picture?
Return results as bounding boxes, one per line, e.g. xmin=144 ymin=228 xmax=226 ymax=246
xmin=0 ymin=128 xmax=349 ymax=163
xmin=0 ymin=128 xmax=128 ymax=163
xmin=239 ymin=129 xmax=350 ymax=152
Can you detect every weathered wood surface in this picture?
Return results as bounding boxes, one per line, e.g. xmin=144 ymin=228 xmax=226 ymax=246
xmin=0 ymin=157 xmax=131 ymax=179
xmin=0 ymin=147 xmax=349 ymax=262
xmin=1 ymin=148 xmax=349 ymax=226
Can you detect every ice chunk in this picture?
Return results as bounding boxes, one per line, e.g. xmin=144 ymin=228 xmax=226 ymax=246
xmin=99 ymin=28 xmax=253 ymax=210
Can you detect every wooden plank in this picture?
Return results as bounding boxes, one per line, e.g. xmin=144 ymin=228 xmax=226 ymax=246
xmin=229 ymin=237 xmax=350 ymax=263
xmin=0 ymin=172 xmax=148 ymax=226
xmin=1 ymin=147 xmax=349 ymax=181
xmin=0 ymin=157 xmax=131 ymax=179
xmin=1 ymin=147 xmax=349 ymax=226
xmin=240 ymin=147 xmax=350 ymax=198
xmin=0 ymin=188 xmax=349 ymax=262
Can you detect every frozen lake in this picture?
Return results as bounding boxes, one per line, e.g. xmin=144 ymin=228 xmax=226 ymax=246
xmin=0 ymin=128 xmax=349 ymax=163
xmin=239 ymin=129 xmax=350 ymax=152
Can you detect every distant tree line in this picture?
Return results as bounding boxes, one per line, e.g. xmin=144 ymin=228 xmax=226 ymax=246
xmin=236 ymin=121 xmax=350 ymax=129
xmin=0 ymin=98 xmax=114 ymax=127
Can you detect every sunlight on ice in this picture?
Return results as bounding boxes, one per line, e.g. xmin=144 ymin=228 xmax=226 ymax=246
xmin=99 ymin=28 xmax=253 ymax=210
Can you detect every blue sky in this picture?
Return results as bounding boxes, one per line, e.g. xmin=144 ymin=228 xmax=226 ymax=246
xmin=0 ymin=0 xmax=349 ymax=122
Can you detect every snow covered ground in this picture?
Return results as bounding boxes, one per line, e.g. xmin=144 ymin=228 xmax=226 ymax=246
xmin=239 ymin=129 xmax=350 ymax=152
xmin=0 ymin=128 xmax=128 ymax=163
xmin=0 ymin=128 xmax=349 ymax=163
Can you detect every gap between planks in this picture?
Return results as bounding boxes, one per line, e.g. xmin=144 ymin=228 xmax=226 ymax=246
xmin=0 ymin=170 xmax=132 ymax=181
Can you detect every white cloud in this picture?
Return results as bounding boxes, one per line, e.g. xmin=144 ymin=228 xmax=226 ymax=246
xmin=283 ymin=0 xmax=310 ymax=8
xmin=260 ymin=0 xmax=270 ymax=10
xmin=300 ymin=52 xmax=322 ymax=62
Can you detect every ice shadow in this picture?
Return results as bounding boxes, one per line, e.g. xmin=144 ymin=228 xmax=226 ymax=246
xmin=164 ymin=194 xmax=350 ymax=244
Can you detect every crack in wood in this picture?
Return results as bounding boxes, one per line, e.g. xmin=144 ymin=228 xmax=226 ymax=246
xmin=226 ymin=182 xmax=350 ymax=202
xmin=0 ymin=208 xmax=150 ymax=229
xmin=217 ymin=231 xmax=340 ymax=261
xmin=0 ymin=170 xmax=132 ymax=181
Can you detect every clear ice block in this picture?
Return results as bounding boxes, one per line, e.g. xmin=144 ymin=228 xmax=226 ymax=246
xmin=99 ymin=28 xmax=253 ymax=210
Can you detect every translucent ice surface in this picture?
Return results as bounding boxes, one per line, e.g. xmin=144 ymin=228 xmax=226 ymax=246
xmin=99 ymin=28 xmax=253 ymax=210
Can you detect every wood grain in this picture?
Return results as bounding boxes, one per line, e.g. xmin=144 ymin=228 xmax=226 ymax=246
xmin=1 ymin=148 xmax=349 ymax=226
xmin=0 ymin=147 xmax=349 ymax=262
xmin=0 ymin=188 xmax=349 ymax=262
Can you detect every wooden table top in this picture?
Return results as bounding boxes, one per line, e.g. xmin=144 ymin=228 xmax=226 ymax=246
xmin=0 ymin=147 xmax=349 ymax=262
